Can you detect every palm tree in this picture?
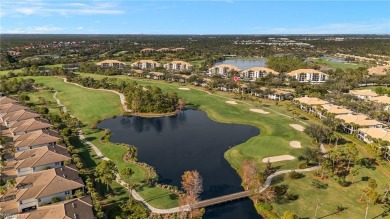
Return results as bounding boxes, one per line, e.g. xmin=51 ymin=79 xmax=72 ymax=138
xmin=119 ymin=167 xmax=134 ymax=199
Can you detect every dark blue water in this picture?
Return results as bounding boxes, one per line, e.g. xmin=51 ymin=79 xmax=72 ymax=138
xmin=97 ymin=110 xmax=261 ymax=218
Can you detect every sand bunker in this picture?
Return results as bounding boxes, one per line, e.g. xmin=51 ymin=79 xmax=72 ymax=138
xmin=262 ymin=155 xmax=295 ymax=163
xmin=289 ymin=124 xmax=305 ymax=132
xmin=249 ymin=109 xmax=270 ymax=114
xmin=289 ymin=141 xmax=302 ymax=148
xmin=226 ymin=100 xmax=238 ymax=105
xmin=178 ymin=88 xmax=190 ymax=90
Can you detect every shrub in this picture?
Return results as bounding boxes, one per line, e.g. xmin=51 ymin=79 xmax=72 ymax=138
xmin=337 ymin=178 xmax=351 ymax=187
xmin=285 ymin=192 xmax=299 ymax=201
xmin=51 ymin=197 xmax=61 ymax=203
xmin=311 ymin=180 xmax=328 ymax=189
xmin=288 ymin=170 xmax=304 ymax=179
xmin=298 ymin=162 xmax=308 ymax=169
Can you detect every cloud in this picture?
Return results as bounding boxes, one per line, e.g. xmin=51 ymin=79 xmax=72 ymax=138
xmin=0 ymin=0 xmax=125 ymax=17
xmin=1 ymin=25 xmax=63 ymax=33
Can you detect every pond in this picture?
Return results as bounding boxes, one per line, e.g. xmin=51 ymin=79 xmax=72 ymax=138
xmin=97 ymin=110 xmax=261 ymax=218
xmin=214 ymin=59 xmax=267 ymax=70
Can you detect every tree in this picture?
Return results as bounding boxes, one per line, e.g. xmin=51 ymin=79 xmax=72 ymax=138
xmin=304 ymin=124 xmax=333 ymax=144
xmin=117 ymin=199 xmax=149 ymax=219
xmin=241 ymin=160 xmax=257 ymax=190
xmin=120 ymin=167 xmax=134 ymax=199
xmin=95 ymin=160 xmax=118 ymax=192
xmin=178 ymin=98 xmax=186 ymax=111
xmin=37 ymin=107 xmax=49 ymax=114
xmin=381 ymin=184 xmax=390 ymax=202
xmin=181 ymin=170 xmax=203 ymax=200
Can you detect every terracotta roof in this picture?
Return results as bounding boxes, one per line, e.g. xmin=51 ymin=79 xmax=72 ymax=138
xmin=131 ymin=60 xmax=160 ymax=65
xmin=164 ymin=60 xmax=193 ymax=66
xmin=321 ymin=104 xmax=353 ymax=115
xmin=157 ymin=48 xmax=171 ymax=52
xmin=14 ymin=166 xmax=84 ymax=200
xmin=13 ymin=145 xmax=70 ymax=169
xmin=287 ymin=69 xmax=326 ymax=76
xmin=0 ymin=103 xmax=28 ymax=114
xmin=0 ymin=97 xmax=19 ymax=104
xmin=174 ymin=74 xmax=190 ymax=79
xmin=294 ymin=96 xmax=329 ymax=105
xmin=0 ymin=199 xmax=18 ymax=215
xmin=371 ymin=95 xmax=390 ymax=104
xmin=173 ymin=47 xmax=186 ymax=51
xmin=210 ymin=64 xmax=241 ymax=72
xmin=2 ymin=110 xmax=40 ymax=124
xmin=359 ymin=128 xmax=390 ymax=142
xmin=149 ymin=72 xmax=165 ymax=76
xmin=16 ymin=196 xmax=94 ymax=219
xmin=335 ymin=114 xmax=383 ymax=127
xmin=242 ymin=67 xmax=279 ymax=74
xmin=349 ymin=89 xmax=378 ymax=97
xmin=273 ymin=89 xmax=293 ymax=95
xmin=96 ymin=59 xmax=126 ymax=65
xmin=13 ymin=130 xmax=59 ymax=148
xmin=140 ymin=48 xmax=155 ymax=52
xmin=9 ymin=119 xmax=52 ymax=134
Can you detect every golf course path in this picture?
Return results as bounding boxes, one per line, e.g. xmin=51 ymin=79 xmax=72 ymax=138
xmin=52 ymin=89 xmax=191 ymax=213
xmin=57 ymin=76 xmax=131 ymax=113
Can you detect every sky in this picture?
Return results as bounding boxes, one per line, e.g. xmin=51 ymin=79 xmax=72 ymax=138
xmin=1 ymin=0 xmax=390 ymax=34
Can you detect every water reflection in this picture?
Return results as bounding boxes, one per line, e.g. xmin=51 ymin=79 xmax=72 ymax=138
xmin=98 ymin=110 xmax=261 ymax=219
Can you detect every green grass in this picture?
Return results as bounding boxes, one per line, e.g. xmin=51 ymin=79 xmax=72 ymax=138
xmin=27 ymin=89 xmax=62 ymax=115
xmin=310 ymin=57 xmax=366 ymax=70
xmin=137 ymin=187 xmax=179 ymax=209
xmin=0 ymin=68 xmax=24 ymax=76
xmin=271 ymin=170 xmax=389 ymax=219
xmin=27 ymin=76 xmax=122 ymax=123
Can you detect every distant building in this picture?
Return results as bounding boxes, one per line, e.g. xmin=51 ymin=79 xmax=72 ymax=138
xmin=164 ymin=61 xmax=193 ymax=71
xmin=131 ymin=60 xmax=161 ymax=70
xmin=208 ymin=64 xmax=241 ymax=77
xmin=140 ymin=48 xmax=156 ymax=53
xmin=96 ymin=60 xmax=126 ymax=69
xmin=349 ymin=89 xmax=378 ymax=100
xmin=335 ymin=114 xmax=383 ymax=134
xmin=157 ymin=48 xmax=171 ymax=52
xmin=172 ymin=47 xmax=186 ymax=52
xmin=287 ymin=69 xmax=328 ymax=83
xmin=241 ymin=67 xmax=279 ymax=80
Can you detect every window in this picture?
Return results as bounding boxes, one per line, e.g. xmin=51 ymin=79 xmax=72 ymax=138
xmin=312 ymin=73 xmax=319 ymax=81
xmin=55 ymin=162 xmax=60 ymax=165
xmin=65 ymin=191 xmax=70 ymax=195
xmin=298 ymin=73 xmax=307 ymax=81
xmin=37 ymin=198 xmax=41 ymax=202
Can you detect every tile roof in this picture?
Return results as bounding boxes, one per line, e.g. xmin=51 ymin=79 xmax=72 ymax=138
xmin=14 ymin=166 xmax=84 ymax=200
xmin=13 ymin=145 xmax=70 ymax=169
xmin=209 ymin=64 xmax=241 ymax=72
xmin=0 ymin=103 xmax=28 ymax=114
xmin=371 ymin=96 xmax=390 ymax=105
xmin=164 ymin=60 xmax=193 ymax=66
xmin=242 ymin=67 xmax=279 ymax=75
xmin=2 ymin=110 xmax=40 ymax=124
xmin=287 ymin=68 xmax=326 ymax=76
xmin=13 ymin=130 xmax=59 ymax=148
xmin=335 ymin=114 xmax=383 ymax=127
xmin=96 ymin=59 xmax=126 ymax=65
xmin=320 ymin=104 xmax=353 ymax=115
xmin=359 ymin=128 xmax=390 ymax=142
xmin=0 ymin=97 xmax=19 ymax=104
xmin=294 ymin=96 xmax=329 ymax=105
xmin=349 ymin=89 xmax=378 ymax=97
xmin=9 ymin=119 xmax=52 ymax=134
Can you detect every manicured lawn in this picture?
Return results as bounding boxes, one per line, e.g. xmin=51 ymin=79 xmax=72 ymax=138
xmin=138 ymin=186 xmax=179 ymax=209
xmin=310 ymin=57 xmax=365 ymax=70
xmin=0 ymin=68 xmax=24 ymax=76
xmin=26 ymin=76 xmax=122 ymax=124
xmin=27 ymin=89 xmax=62 ymax=115
xmin=271 ymin=170 xmax=389 ymax=219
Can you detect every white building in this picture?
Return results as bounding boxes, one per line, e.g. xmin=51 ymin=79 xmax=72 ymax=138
xmin=208 ymin=64 xmax=241 ymax=77
xmin=164 ymin=61 xmax=193 ymax=71
xmin=241 ymin=67 xmax=279 ymax=80
xmin=131 ymin=60 xmax=161 ymax=70
xmin=288 ymin=69 xmax=328 ymax=83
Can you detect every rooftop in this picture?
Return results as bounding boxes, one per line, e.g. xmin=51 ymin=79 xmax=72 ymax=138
xmin=349 ymin=89 xmax=378 ymax=97
xmin=242 ymin=67 xmax=279 ymax=74
xmin=294 ymin=96 xmax=329 ymax=105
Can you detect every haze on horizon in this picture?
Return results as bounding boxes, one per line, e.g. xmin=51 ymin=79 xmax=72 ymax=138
xmin=1 ymin=0 xmax=389 ymax=35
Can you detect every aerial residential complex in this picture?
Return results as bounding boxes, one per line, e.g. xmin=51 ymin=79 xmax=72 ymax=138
xmin=0 ymin=96 xmax=94 ymax=218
